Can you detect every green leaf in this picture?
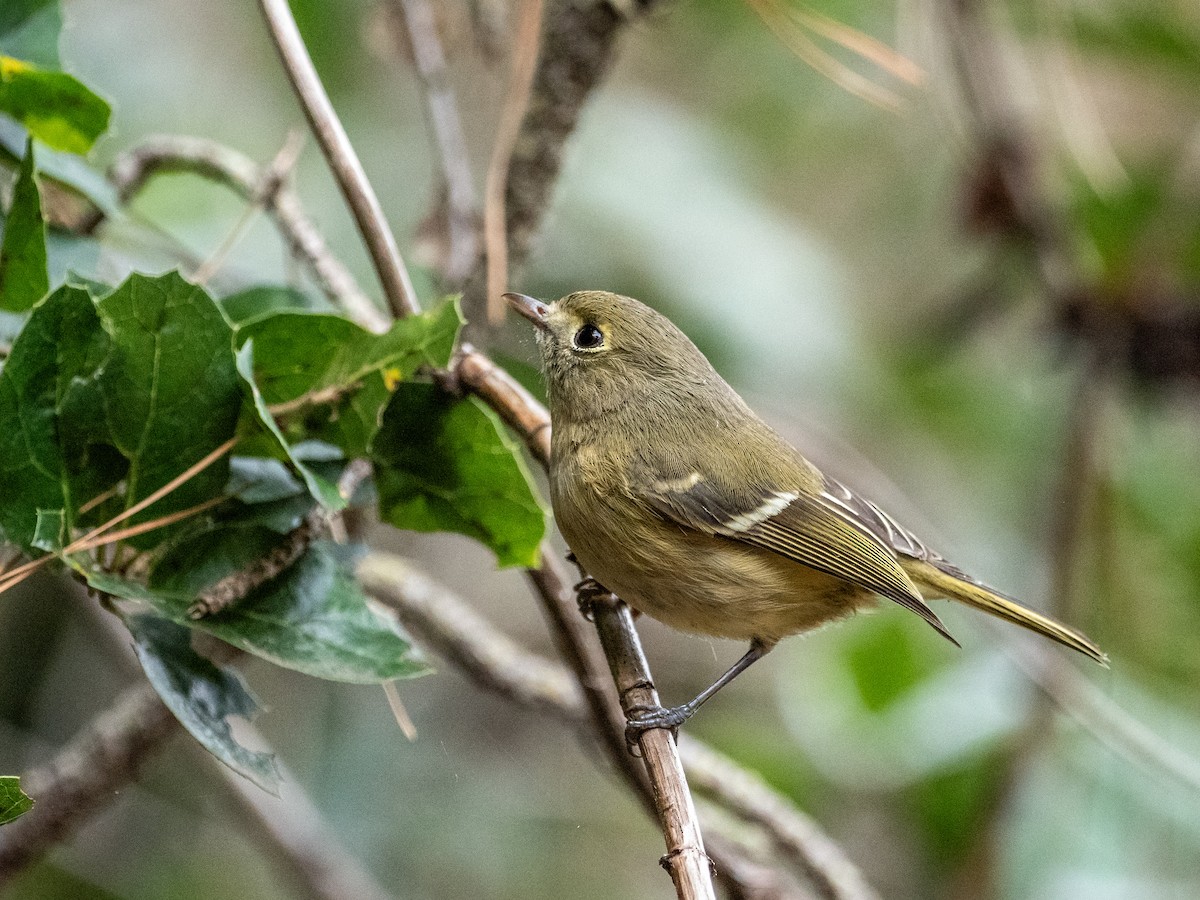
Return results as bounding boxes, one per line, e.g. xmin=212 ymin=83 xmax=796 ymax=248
xmin=234 ymin=341 xmax=344 ymax=510
xmin=0 ymin=56 xmax=110 ymax=154
xmin=95 ymin=272 xmax=244 ymax=539
xmin=83 ymin=542 xmax=428 ymax=684
xmin=31 ymin=507 xmax=62 ymax=551
xmin=127 ymin=614 xmax=279 ymax=793
xmin=0 ymin=137 xmax=48 ymax=311
xmin=0 ymin=775 xmax=33 ymax=825
xmin=0 ymin=283 xmax=114 ymax=550
xmin=0 ymin=0 xmax=61 ymax=69
xmin=237 ymin=297 xmax=461 ymax=457
xmin=371 ymin=383 xmax=546 ymax=568
xmin=152 ymin=541 xmax=429 ymax=683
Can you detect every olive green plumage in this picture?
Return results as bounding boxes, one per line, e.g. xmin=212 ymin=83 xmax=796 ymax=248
xmin=506 ymin=289 xmax=1105 ymax=726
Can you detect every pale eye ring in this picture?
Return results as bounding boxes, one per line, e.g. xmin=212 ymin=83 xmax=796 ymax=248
xmin=573 ymin=324 xmax=604 ymax=350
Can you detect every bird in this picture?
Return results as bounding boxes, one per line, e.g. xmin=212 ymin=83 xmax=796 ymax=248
xmin=504 ymin=290 xmax=1107 ymax=737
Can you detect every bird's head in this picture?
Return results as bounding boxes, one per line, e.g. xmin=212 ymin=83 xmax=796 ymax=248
xmin=504 ymin=290 xmax=716 ymax=423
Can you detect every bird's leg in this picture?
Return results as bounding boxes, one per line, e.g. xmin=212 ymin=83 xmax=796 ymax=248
xmin=625 ymin=639 xmax=773 ymax=744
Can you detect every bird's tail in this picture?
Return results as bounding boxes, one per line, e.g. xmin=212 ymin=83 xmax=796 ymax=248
xmin=902 ymin=558 xmax=1108 ymax=666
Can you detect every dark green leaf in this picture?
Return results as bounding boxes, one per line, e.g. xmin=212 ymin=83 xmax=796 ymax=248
xmin=238 ymin=297 xmax=460 ymax=457
xmin=371 ymin=383 xmax=546 ymax=568
xmin=0 ymin=137 xmax=48 ymax=311
xmin=0 ymin=56 xmax=110 ymax=154
xmin=151 ymin=541 xmax=429 ymax=684
xmin=83 ymin=542 xmax=429 ymax=684
xmin=0 ymin=0 xmax=60 ymax=68
xmin=0 ymin=283 xmax=113 ymax=550
xmin=0 ymin=775 xmax=33 ymax=825
xmin=127 ymin=614 xmax=279 ymax=793
xmin=95 ymin=272 xmax=244 ymax=539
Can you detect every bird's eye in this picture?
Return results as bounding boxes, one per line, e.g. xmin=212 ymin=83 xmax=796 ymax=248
xmin=573 ymin=324 xmax=604 ymax=350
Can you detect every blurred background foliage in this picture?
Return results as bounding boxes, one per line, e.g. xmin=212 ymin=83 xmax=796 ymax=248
xmin=2 ymin=0 xmax=1200 ymax=897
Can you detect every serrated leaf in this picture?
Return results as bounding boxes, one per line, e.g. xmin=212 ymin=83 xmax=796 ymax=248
xmin=0 ymin=283 xmax=114 ymax=550
xmin=0 ymin=0 xmax=61 ymax=69
xmin=0 ymin=56 xmax=109 ymax=154
xmin=237 ymin=297 xmax=461 ymax=456
xmin=127 ymin=614 xmax=279 ymax=793
xmin=371 ymin=383 xmax=546 ymax=568
xmin=0 ymin=775 xmax=34 ymax=825
xmin=0 ymin=137 xmax=48 ymax=311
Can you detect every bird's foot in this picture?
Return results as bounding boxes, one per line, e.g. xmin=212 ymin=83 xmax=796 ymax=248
xmin=623 ymin=703 xmax=693 ymax=751
xmin=574 ymin=577 xmax=610 ymax=620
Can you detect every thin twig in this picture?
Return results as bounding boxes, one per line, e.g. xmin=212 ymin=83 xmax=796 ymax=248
xmin=258 ymin=0 xmax=420 ymax=319
xmin=463 ymin=0 xmax=669 ymax=317
xmin=391 ymin=0 xmax=479 ymax=286
xmin=192 ymin=129 xmax=307 ymax=286
xmin=109 ymin=135 xmax=387 ymax=332
xmin=483 ymin=0 xmax=543 ymax=323
xmin=0 ymin=437 xmax=239 ymax=596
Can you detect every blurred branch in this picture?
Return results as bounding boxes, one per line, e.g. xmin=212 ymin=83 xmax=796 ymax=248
xmin=0 ymin=683 xmax=177 ymax=883
xmin=192 ymin=128 xmax=307 ymax=286
xmin=359 ymin=552 xmax=876 ymax=900
xmin=681 ymin=739 xmax=880 ymax=900
xmin=390 ymin=0 xmax=480 ymax=287
xmin=259 ymin=0 xmax=419 ymax=318
xmin=462 ymin=0 xmax=671 ymax=321
xmin=482 ymin=0 xmax=543 ymax=323
xmin=210 ymin=733 xmax=398 ymax=900
xmin=109 ymin=135 xmax=388 ymax=332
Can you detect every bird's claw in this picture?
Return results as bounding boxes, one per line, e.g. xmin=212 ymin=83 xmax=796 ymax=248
xmin=574 ymin=576 xmax=608 ymax=620
xmin=623 ymin=703 xmax=690 ymax=752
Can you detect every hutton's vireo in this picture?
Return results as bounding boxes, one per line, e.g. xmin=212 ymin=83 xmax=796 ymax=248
xmin=506 ymin=290 xmax=1106 ymax=735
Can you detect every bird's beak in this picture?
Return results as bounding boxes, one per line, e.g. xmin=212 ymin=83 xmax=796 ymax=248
xmin=503 ymin=292 xmax=550 ymax=331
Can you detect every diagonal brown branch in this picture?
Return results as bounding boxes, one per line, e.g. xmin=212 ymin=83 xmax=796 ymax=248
xmin=258 ymin=0 xmax=419 ymax=319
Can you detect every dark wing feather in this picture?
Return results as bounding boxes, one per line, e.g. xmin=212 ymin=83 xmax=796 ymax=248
xmin=636 ymin=471 xmax=957 ymax=643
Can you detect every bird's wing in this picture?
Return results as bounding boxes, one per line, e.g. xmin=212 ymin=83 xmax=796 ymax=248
xmin=633 ymin=465 xmax=957 ymax=643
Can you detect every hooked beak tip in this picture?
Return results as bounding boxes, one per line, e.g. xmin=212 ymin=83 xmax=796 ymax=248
xmin=503 ymin=292 xmax=550 ymax=330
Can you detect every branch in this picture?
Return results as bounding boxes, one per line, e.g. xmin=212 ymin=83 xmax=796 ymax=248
xmin=463 ymin=0 xmax=671 ymax=317
xmin=451 ymin=343 xmax=714 ymax=897
xmin=589 ymin=594 xmax=716 ymax=899
xmin=359 ymin=551 xmax=874 ymax=900
xmin=391 ymin=0 xmax=480 ymax=286
xmin=680 ymin=739 xmax=880 ymax=900
xmin=0 ymin=683 xmax=177 ymax=882
xmin=482 ymin=0 xmax=543 ymax=323
xmin=258 ymin=0 xmax=420 ymax=318
xmin=109 ymin=135 xmax=388 ymax=332
xmin=208 ymin=733 xmax=397 ymax=900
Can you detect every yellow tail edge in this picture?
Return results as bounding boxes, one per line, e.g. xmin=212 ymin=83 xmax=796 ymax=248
xmin=904 ymin=559 xmax=1109 ymax=667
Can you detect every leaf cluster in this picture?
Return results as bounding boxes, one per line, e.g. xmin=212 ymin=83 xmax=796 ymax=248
xmin=0 ymin=6 xmax=546 ymax=795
